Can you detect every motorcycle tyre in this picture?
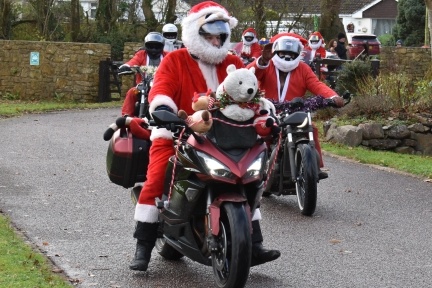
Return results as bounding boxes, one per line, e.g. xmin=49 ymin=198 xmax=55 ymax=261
xmin=295 ymin=144 xmax=318 ymax=216
xmin=212 ymin=202 xmax=251 ymax=288
xmin=155 ymin=238 xmax=184 ymax=260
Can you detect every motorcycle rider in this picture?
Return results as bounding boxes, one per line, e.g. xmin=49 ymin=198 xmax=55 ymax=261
xmin=233 ymin=27 xmax=262 ymax=65
xmin=303 ymin=31 xmax=327 ymax=65
xmin=119 ymin=32 xmax=168 ymax=116
xmin=247 ymin=32 xmax=345 ymax=178
xmin=129 ymin=1 xmax=281 ymax=272
xmin=162 ymin=23 xmax=184 ymax=52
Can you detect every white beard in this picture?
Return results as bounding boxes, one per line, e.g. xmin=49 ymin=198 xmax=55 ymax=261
xmin=183 ymin=33 xmax=230 ymax=64
xmin=308 ymin=40 xmax=322 ymax=50
xmin=272 ymin=56 xmax=301 ymax=72
xmin=241 ymin=44 xmax=252 ymax=55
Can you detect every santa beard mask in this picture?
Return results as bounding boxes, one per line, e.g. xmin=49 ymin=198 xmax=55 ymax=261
xmin=309 ymin=39 xmax=323 ymax=50
xmin=184 ymin=35 xmax=230 ymax=65
xmin=272 ymin=54 xmax=301 ymax=72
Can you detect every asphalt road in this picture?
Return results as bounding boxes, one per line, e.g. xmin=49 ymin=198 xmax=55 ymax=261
xmin=1 ymin=108 xmax=431 ymax=288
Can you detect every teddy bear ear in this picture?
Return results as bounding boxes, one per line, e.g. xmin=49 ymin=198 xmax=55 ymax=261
xmin=226 ymin=64 xmax=236 ymax=74
xmin=248 ymin=66 xmax=256 ymax=74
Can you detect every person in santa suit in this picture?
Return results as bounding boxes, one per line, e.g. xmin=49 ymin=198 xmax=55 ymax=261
xmin=119 ymin=32 xmax=168 ymax=116
xmin=303 ymin=31 xmax=327 ymax=65
xmin=233 ymin=27 xmax=263 ymax=65
xmin=129 ymin=1 xmax=281 ymax=272
xmin=247 ymin=32 xmax=345 ymax=178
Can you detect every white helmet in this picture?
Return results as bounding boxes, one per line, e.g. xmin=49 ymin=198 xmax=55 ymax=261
xmin=162 ymin=23 xmax=178 ymax=44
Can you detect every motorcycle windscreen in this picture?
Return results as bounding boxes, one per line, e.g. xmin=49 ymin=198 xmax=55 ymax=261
xmin=208 ymin=110 xmax=257 ymax=150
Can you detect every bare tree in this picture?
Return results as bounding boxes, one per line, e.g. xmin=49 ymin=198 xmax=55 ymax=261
xmin=142 ymin=0 xmax=157 ymax=31
xmin=0 ymin=0 xmax=13 ymax=39
xmin=71 ymin=0 xmax=80 ymax=41
xmin=319 ymin=0 xmax=344 ymax=42
xmin=426 ymin=0 xmax=432 ymax=54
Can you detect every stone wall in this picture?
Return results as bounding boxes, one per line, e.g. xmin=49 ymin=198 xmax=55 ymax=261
xmin=0 ymin=40 xmax=111 ymax=102
xmin=379 ymin=47 xmax=431 ymax=80
xmin=325 ymin=115 xmax=432 ymax=156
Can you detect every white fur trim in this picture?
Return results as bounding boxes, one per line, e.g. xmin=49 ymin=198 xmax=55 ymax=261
xmin=134 ymin=204 xmax=159 ymax=223
xmin=150 ymin=127 xmax=172 ymax=141
xmin=181 ymin=5 xmax=236 ymax=64
xmin=256 ymin=56 xmax=270 ymax=69
xmin=272 ymin=54 xmax=301 ymax=72
xmin=308 ymin=39 xmax=323 ymax=50
xmin=149 ymin=95 xmax=178 ymax=114
xmin=221 ymin=105 xmax=255 ymax=122
xmin=252 ymin=208 xmax=262 ymax=221
xmin=184 ymin=6 xmax=237 ymax=29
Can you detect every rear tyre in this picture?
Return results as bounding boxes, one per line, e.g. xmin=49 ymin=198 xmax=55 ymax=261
xmin=212 ymin=202 xmax=251 ymax=288
xmin=295 ymin=144 xmax=318 ymax=216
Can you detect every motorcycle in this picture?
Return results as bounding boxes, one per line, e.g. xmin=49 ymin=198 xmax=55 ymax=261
xmin=146 ymin=110 xmax=267 ymax=288
xmin=264 ymin=94 xmax=351 ymax=216
xmin=117 ymin=64 xmax=156 ymax=119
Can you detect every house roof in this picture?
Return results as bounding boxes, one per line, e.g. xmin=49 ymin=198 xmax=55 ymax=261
xmin=182 ymin=0 xmax=386 ymax=16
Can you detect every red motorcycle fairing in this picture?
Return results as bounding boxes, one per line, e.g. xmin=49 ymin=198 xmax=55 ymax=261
xmin=187 ymin=136 xmax=267 ymax=184
xmin=209 ymin=194 xmax=252 ymax=236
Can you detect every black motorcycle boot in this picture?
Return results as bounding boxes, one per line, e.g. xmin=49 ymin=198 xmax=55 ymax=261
xmin=251 ymin=220 xmax=281 ymax=266
xmin=318 ymin=170 xmax=328 ymax=180
xmin=129 ymin=221 xmax=158 ymax=271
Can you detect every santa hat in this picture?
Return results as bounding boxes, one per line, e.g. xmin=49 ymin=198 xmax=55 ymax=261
xmin=181 ymin=1 xmax=237 ymax=64
xmin=184 ymin=1 xmax=237 ymax=29
xmin=242 ymin=27 xmax=257 ymax=37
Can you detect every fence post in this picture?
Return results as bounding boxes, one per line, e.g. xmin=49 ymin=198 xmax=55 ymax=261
xmin=98 ymin=58 xmax=111 ymax=102
xmin=371 ymin=59 xmax=380 ymax=78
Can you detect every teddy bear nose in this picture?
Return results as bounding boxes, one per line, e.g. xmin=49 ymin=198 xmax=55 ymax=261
xmin=247 ymin=88 xmax=254 ymax=94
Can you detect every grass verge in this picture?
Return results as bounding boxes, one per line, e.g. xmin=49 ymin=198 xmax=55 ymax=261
xmin=0 ymin=213 xmax=73 ymax=287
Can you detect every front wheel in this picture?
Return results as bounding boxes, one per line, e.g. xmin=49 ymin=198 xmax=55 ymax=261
xmin=295 ymin=144 xmax=318 ymax=216
xmin=212 ymin=202 xmax=251 ymax=288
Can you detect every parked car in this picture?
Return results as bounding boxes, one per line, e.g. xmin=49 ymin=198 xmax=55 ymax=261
xmin=347 ymin=34 xmax=381 ymax=59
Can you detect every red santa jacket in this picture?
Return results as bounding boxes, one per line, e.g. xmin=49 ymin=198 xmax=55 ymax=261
xmin=233 ymin=42 xmax=262 ymax=59
xmin=124 ymin=49 xmax=168 ymax=84
xmin=303 ymin=46 xmax=327 ymax=65
xmin=249 ymin=60 xmax=336 ymax=102
xmin=149 ymin=48 xmax=244 ymax=115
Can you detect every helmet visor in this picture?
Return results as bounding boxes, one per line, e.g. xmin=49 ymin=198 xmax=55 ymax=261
xmin=199 ymin=20 xmax=230 ymax=36
xmin=273 ymin=39 xmax=302 ymax=55
xmin=309 ymin=35 xmax=319 ymax=43
xmin=163 ymin=32 xmax=177 ymax=39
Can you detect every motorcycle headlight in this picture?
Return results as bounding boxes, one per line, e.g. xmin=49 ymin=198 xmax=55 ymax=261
xmin=197 ymin=151 xmax=236 ymax=180
xmin=244 ymin=151 xmax=265 ymax=179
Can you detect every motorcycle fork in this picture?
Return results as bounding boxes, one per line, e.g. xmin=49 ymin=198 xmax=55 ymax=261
xmin=285 ymin=113 xmax=314 ymax=182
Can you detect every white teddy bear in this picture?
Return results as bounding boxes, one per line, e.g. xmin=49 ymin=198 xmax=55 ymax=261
xmin=215 ymin=64 xmax=260 ymax=122
xmin=215 ymin=64 xmax=278 ymax=138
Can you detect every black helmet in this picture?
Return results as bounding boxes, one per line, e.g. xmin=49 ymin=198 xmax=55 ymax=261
xmin=144 ymin=32 xmax=165 ymax=58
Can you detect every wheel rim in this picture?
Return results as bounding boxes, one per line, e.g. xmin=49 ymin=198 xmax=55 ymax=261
xmin=296 ymin=152 xmax=306 ymax=210
xmin=155 ymin=238 xmax=166 ymax=251
xmin=212 ymin=222 xmax=229 ymax=278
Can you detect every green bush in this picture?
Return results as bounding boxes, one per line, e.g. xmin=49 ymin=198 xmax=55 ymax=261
xmin=335 ymin=60 xmax=372 ymax=95
xmin=378 ymin=34 xmax=395 ymax=46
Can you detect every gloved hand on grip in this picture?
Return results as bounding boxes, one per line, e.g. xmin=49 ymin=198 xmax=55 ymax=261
xmin=129 ymin=118 xmax=151 ymax=140
xmin=118 ymin=65 xmax=133 ymax=75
